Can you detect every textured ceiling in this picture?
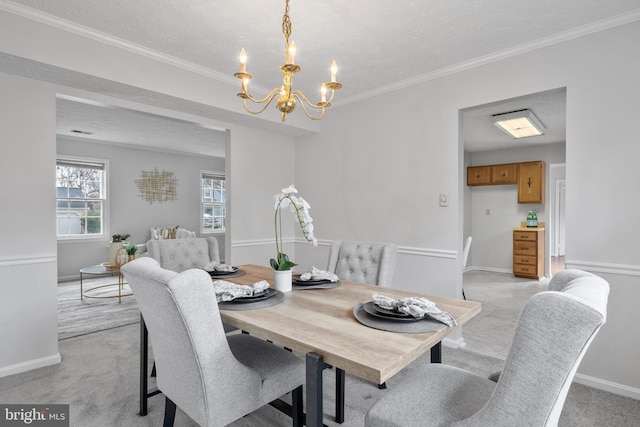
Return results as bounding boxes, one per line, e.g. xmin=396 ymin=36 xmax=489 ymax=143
xmin=56 ymin=97 xmax=227 ymax=158
xmin=5 ymin=0 xmax=640 ymax=153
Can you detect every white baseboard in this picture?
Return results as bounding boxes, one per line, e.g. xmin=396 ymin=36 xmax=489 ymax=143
xmin=574 ymin=372 xmax=640 ymax=400
xmin=0 ymin=353 xmax=61 ymax=379
xmin=58 ymin=274 xmax=81 ymax=282
xmin=443 ymin=336 xmax=466 ymax=349
xmin=466 ymin=266 xmax=512 ymax=274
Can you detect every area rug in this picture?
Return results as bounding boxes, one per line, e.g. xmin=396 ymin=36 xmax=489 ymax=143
xmin=57 ymin=276 xmax=140 ymax=340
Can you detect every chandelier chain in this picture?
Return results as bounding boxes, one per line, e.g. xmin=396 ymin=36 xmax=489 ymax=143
xmin=282 ymin=0 xmax=292 ymax=51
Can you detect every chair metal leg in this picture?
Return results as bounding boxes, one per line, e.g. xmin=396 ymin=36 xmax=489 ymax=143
xmin=335 ymin=368 xmax=345 ymax=423
xmin=462 ymin=288 xmax=467 ymax=300
xmin=139 ymin=314 xmax=148 ymax=416
xmin=291 ymin=385 xmax=303 ymax=427
xmin=151 ymin=362 xmax=157 ymax=377
xmin=163 ymin=397 xmax=176 ymax=427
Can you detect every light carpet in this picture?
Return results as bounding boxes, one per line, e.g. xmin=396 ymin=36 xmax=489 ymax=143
xmin=57 ymin=276 xmax=140 ymax=340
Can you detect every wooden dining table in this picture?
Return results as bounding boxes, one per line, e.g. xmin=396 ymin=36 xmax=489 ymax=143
xmin=219 ymin=264 xmax=481 ymax=427
xmin=137 ymin=264 xmax=481 ymax=426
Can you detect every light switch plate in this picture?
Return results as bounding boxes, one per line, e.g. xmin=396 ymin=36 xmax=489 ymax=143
xmin=439 ymin=193 xmax=448 ymax=207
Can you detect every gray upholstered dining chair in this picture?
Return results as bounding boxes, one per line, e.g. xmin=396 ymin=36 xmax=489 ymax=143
xmin=326 ymin=240 xmax=398 ymax=287
xmin=121 ymin=257 xmax=305 ymax=427
xmin=326 ymin=240 xmax=399 ymax=420
xmin=365 ymin=269 xmax=609 ymax=427
xmin=146 ymin=236 xmax=220 ymax=272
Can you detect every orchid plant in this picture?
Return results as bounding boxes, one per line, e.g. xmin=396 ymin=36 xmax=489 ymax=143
xmin=271 ymin=185 xmax=318 ymax=271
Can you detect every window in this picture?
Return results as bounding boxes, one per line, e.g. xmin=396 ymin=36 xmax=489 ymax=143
xmin=56 ymin=157 xmax=107 ymax=238
xmin=201 ymin=172 xmax=226 ymax=233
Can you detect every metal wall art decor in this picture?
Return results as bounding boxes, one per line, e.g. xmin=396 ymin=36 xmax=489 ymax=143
xmin=135 ymin=168 xmax=177 ymax=204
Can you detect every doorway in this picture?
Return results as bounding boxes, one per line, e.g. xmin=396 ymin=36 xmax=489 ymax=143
xmin=462 ymin=87 xmax=567 ymax=277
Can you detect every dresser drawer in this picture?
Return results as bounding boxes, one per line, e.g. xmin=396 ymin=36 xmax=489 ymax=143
xmin=514 ymin=231 xmax=537 ymax=241
xmin=514 ymin=241 xmax=536 ymax=256
xmin=514 ymin=255 xmax=537 ymax=265
xmin=514 ymin=263 xmax=538 ymax=276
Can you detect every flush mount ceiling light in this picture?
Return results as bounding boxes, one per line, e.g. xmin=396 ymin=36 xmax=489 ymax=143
xmin=492 ymin=109 xmax=546 ymax=139
xmin=233 ymin=0 xmax=342 ymax=122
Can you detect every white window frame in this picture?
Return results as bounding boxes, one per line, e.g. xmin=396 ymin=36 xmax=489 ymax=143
xmin=200 ymin=170 xmax=226 ymax=234
xmin=56 ymin=155 xmax=109 ymax=241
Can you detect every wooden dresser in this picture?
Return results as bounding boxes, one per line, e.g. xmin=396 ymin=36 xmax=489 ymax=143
xmin=513 ymin=222 xmax=545 ymax=280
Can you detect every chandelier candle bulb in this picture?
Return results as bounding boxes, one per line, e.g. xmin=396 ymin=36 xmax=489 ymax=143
xmin=287 ymin=41 xmax=297 ymax=64
xmin=321 ymin=83 xmax=327 ymax=102
xmin=239 ymin=48 xmax=247 ymax=73
xmin=330 ymin=60 xmax=337 ymax=82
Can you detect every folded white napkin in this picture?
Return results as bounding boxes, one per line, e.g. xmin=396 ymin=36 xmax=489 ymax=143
xmin=213 ymin=280 xmax=270 ymax=302
xmin=372 ymin=294 xmax=457 ymax=326
xmin=299 ymin=266 xmax=339 ymax=282
xmin=203 ymin=261 xmax=235 ymax=272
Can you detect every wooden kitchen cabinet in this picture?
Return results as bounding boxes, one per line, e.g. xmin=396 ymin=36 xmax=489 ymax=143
xmin=518 ymin=161 xmax=545 ymax=204
xmin=513 ymin=225 xmax=545 ymax=280
xmin=491 ymin=163 xmax=518 ymax=184
xmin=467 ymin=163 xmax=518 ymax=186
xmin=467 ymin=165 xmax=491 ymax=186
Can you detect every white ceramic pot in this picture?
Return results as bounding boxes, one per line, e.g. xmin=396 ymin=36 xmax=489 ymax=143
xmin=273 ymin=269 xmax=293 ymax=293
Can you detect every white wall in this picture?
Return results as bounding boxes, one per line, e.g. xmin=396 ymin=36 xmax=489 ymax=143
xmin=0 ymin=73 xmax=60 ymax=377
xmin=226 ymin=126 xmax=296 ymax=267
xmin=468 ymin=143 xmax=566 ymax=274
xmin=294 ymin=21 xmax=640 ymax=397
xmin=56 ymin=137 xmax=226 ymax=280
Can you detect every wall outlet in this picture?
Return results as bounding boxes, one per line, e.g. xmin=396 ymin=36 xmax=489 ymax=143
xmin=439 ymin=193 xmax=448 ymax=207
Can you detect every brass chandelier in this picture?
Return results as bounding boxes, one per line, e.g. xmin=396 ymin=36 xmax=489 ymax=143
xmin=234 ymin=0 xmax=342 ymax=122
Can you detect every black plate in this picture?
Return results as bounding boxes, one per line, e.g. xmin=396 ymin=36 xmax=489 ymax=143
xmin=207 ymin=267 xmax=239 ymax=276
xmin=370 ymin=303 xmax=411 ymax=318
xmin=362 ymin=301 xmax=424 ymax=322
xmin=227 ymin=288 xmax=276 ymax=303
xmin=292 ymin=274 xmax=333 ymax=285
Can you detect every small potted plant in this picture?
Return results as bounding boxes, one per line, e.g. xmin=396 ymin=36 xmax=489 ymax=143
xmin=125 ymin=243 xmax=138 ymax=262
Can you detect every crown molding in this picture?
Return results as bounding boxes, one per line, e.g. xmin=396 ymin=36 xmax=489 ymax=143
xmin=0 ymin=0 xmax=239 ymax=87
xmin=336 ymin=8 xmax=640 ymax=107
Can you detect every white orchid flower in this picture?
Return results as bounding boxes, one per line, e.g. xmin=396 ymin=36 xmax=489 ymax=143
xmin=273 ymin=185 xmax=318 ymax=269
xmin=274 ymin=194 xmax=284 ymax=210
xmin=280 ymin=197 xmax=292 ymax=210
xmin=299 ymin=210 xmax=313 ymax=225
xmin=282 ymin=185 xmax=298 ymax=194
xmin=297 ymin=196 xmax=311 ymax=210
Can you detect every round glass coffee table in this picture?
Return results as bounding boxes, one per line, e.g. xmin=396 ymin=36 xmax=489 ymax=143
xmin=80 ymin=264 xmax=132 ymax=304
